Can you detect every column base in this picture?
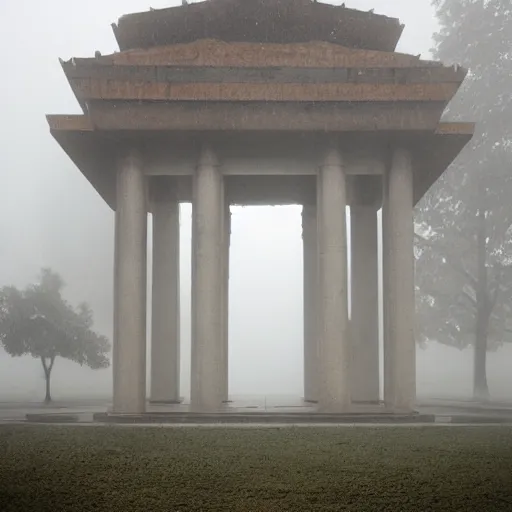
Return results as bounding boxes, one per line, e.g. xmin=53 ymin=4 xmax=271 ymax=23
xmin=352 ymin=399 xmax=383 ymax=406
xmin=317 ymin=401 xmax=351 ymax=414
xmin=383 ymin=405 xmax=418 ymax=415
xmin=149 ymin=398 xmax=184 ymax=405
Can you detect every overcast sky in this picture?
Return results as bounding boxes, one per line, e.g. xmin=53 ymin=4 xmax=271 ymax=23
xmin=1 ymin=0 xmax=511 ymax=402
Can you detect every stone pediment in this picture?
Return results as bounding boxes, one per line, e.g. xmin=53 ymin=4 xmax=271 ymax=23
xmin=112 ymin=0 xmax=403 ymax=53
xmin=61 ymin=39 xmax=465 ymax=105
xmin=86 ymin=39 xmax=439 ymax=69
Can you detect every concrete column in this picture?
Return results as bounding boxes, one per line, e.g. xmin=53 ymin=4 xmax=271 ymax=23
xmin=113 ymin=149 xmax=147 ymax=414
xmin=350 ymin=206 xmax=379 ymax=403
xmin=220 ymin=202 xmax=231 ymax=402
xmin=191 ymin=144 xmax=223 ymax=412
xmin=317 ymin=146 xmax=351 ymax=411
xmin=150 ymin=179 xmax=180 ymax=403
xmin=302 ymin=204 xmax=318 ymax=403
xmin=382 ymin=147 xmax=416 ymax=411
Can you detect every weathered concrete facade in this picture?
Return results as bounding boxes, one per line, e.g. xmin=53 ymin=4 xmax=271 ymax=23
xmin=48 ymin=0 xmax=473 ymax=414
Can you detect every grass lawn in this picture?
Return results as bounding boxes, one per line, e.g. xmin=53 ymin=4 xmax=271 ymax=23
xmin=1 ymin=426 xmax=511 ymax=511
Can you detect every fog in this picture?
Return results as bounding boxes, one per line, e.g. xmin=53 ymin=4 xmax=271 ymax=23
xmin=1 ymin=0 xmax=511 ymax=403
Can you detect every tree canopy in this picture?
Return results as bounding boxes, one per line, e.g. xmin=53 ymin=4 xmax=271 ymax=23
xmin=415 ymin=0 xmax=512 ymax=399
xmin=0 ymin=269 xmax=110 ymax=402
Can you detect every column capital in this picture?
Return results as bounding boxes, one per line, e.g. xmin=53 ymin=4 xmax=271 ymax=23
xmin=391 ymin=146 xmax=413 ymax=167
xmin=198 ymin=143 xmax=219 ymax=168
xmin=350 ymin=176 xmax=382 ymax=210
xmin=117 ymin=147 xmax=143 ymax=170
xmin=320 ymin=144 xmax=343 ymax=169
xmin=149 ymin=176 xmax=178 ymax=206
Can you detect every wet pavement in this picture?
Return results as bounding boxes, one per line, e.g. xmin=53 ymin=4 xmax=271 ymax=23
xmin=1 ymin=395 xmax=511 ymax=426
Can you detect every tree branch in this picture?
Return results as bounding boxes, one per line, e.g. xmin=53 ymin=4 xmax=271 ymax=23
xmin=488 ymin=264 xmax=503 ymax=310
xmin=41 ymin=356 xmax=48 ymax=375
xmin=41 ymin=354 xmax=56 ymax=377
xmin=48 ymin=354 xmax=56 ymax=374
xmin=415 ymin=232 xmax=478 ymax=286
xmin=459 ymin=289 xmax=477 ymax=309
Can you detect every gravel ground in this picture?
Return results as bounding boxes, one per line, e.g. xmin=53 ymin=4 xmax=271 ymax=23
xmin=1 ymin=425 xmax=511 ymax=511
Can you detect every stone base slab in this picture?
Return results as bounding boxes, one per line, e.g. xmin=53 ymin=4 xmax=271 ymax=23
xmin=92 ymin=411 xmax=434 ymax=425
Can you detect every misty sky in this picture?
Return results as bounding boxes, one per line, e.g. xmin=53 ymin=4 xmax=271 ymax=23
xmin=1 ymin=0 xmax=511 ymax=402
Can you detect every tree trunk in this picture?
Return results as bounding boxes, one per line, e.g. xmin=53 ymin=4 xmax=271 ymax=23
xmin=41 ymin=355 xmax=56 ymax=404
xmin=473 ymin=204 xmax=490 ymax=402
xmin=473 ymin=311 xmax=490 ymax=401
xmin=44 ymin=373 xmax=51 ymax=403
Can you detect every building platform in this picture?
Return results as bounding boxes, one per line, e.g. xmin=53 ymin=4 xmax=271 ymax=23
xmin=0 ymin=395 xmax=508 ymax=426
